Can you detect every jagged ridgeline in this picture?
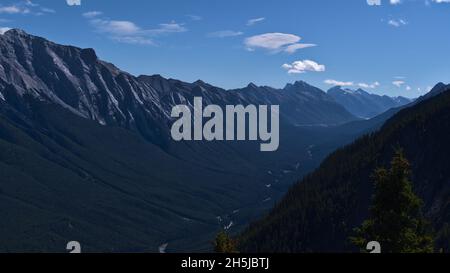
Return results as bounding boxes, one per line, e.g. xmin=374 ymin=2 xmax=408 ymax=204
xmin=0 ymin=29 xmax=438 ymax=253
xmin=327 ymin=86 xmax=412 ymax=119
xmin=0 ymin=29 xmax=368 ymax=252
xmin=239 ymin=84 xmax=450 ymax=253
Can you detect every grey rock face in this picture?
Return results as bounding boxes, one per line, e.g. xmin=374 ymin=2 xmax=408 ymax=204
xmin=0 ymin=29 xmax=357 ymax=147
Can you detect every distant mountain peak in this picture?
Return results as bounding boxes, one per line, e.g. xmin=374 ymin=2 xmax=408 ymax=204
xmin=355 ymin=88 xmax=368 ymax=94
xmin=431 ymin=82 xmax=447 ymax=92
xmin=283 ymin=81 xmax=319 ymax=92
xmin=3 ymin=28 xmax=28 ymax=36
xmin=284 ymin=80 xmax=309 ymax=89
xmin=328 ymin=86 xmax=348 ymax=93
xmin=328 ymin=86 xmax=412 ymax=119
xmin=417 ymin=82 xmax=449 ymax=102
xmin=194 ymin=79 xmax=206 ymax=85
xmin=0 ymin=27 xmax=359 ymax=134
xmin=293 ymin=80 xmax=308 ymax=86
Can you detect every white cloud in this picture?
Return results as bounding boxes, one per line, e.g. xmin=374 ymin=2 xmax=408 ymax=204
xmin=90 ymin=18 xmax=152 ymax=44
xmin=245 ymin=33 xmax=316 ymax=54
xmin=186 ymin=14 xmax=202 ymax=21
xmin=93 ymin=19 xmax=141 ymax=35
xmin=149 ymin=21 xmax=187 ymax=34
xmin=112 ymin=36 xmax=154 ymax=45
xmin=246 ymin=33 xmax=299 ymax=50
xmin=282 ymin=60 xmax=325 ymax=74
xmin=208 ymin=30 xmax=243 ymax=38
xmin=0 ymin=5 xmax=29 ymax=14
xmin=325 ymin=79 xmax=354 ymax=87
xmin=25 ymin=0 xmax=38 ymax=7
xmin=284 ymin=43 xmax=317 ymax=54
xmin=406 ymin=85 xmax=412 ymax=91
xmin=66 ymin=0 xmax=81 ymax=6
xmin=367 ymin=0 xmax=405 ymax=5
xmin=358 ymin=81 xmax=380 ymax=89
xmin=0 ymin=27 xmax=11 ymax=34
xmin=0 ymin=2 xmax=54 ymax=15
xmin=393 ymin=80 xmax=405 ymax=87
xmin=92 ymin=19 xmax=187 ymax=36
xmin=433 ymin=0 xmax=450 ymax=3
xmin=83 ymin=11 xmax=102 ymax=18
xmin=88 ymin=12 xmax=187 ymax=45
xmin=325 ymin=80 xmax=380 ymax=88
xmin=247 ymin=17 xmax=265 ymax=26
xmin=367 ymin=0 xmax=381 ymax=6
xmin=388 ymin=19 xmax=407 ymax=27
xmin=40 ymin=7 xmax=55 ymax=13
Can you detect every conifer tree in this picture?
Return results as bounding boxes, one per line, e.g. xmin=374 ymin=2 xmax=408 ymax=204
xmin=351 ymin=150 xmax=434 ymax=253
xmin=214 ymin=231 xmax=237 ymax=253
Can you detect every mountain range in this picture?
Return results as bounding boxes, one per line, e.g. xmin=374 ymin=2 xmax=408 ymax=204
xmin=327 ymin=86 xmax=412 ymax=119
xmin=0 ymin=29 xmax=430 ymax=252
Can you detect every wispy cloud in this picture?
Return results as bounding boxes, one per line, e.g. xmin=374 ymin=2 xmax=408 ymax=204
xmin=390 ymin=0 xmax=402 ymax=4
xmin=247 ymin=17 xmax=265 ymax=26
xmin=388 ymin=19 xmax=407 ymax=27
xmin=357 ymin=81 xmax=380 ymax=89
xmin=66 ymin=0 xmax=81 ymax=6
xmin=324 ymin=79 xmax=380 ymax=89
xmin=40 ymin=7 xmax=55 ymax=13
xmin=147 ymin=21 xmax=187 ymax=35
xmin=325 ymin=79 xmax=354 ymax=87
xmin=366 ymin=0 xmax=381 ymax=6
xmin=87 ymin=12 xmax=187 ymax=45
xmin=186 ymin=14 xmax=202 ymax=21
xmin=0 ymin=1 xmax=54 ymax=16
xmin=89 ymin=19 xmax=154 ymax=45
xmin=92 ymin=19 xmax=142 ymax=36
xmin=284 ymin=43 xmax=317 ymax=54
xmin=0 ymin=5 xmax=29 ymax=14
xmin=366 ymin=0 xmax=402 ymax=5
xmin=392 ymin=80 xmax=405 ymax=87
xmin=83 ymin=11 xmax=103 ymax=18
xmin=244 ymin=33 xmax=316 ymax=54
xmin=208 ymin=30 xmax=243 ymax=38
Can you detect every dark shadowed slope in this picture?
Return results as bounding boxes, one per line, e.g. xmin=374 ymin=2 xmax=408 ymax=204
xmin=240 ymin=83 xmax=450 ymax=253
xmin=0 ymin=29 xmax=363 ymax=252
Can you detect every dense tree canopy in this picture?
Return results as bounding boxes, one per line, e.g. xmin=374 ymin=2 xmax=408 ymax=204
xmin=351 ymin=150 xmax=434 ymax=253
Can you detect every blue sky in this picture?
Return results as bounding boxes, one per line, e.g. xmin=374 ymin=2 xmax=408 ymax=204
xmin=0 ymin=0 xmax=449 ymax=98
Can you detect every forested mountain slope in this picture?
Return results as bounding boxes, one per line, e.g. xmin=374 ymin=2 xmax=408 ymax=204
xmin=240 ymin=83 xmax=450 ymax=252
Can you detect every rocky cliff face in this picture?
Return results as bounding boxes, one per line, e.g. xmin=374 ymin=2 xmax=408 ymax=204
xmin=0 ymin=29 xmax=357 ymax=147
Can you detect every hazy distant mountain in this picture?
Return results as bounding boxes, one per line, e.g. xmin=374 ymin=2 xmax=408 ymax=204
xmin=0 ymin=29 xmax=363 ymax=252
xmin=239 ymin=83 xmax=450 ymax=253
xmin=227 ymin=81 xmax=357 ymax=126
xmin=327 ymin=86 xmax=412 ymax=119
